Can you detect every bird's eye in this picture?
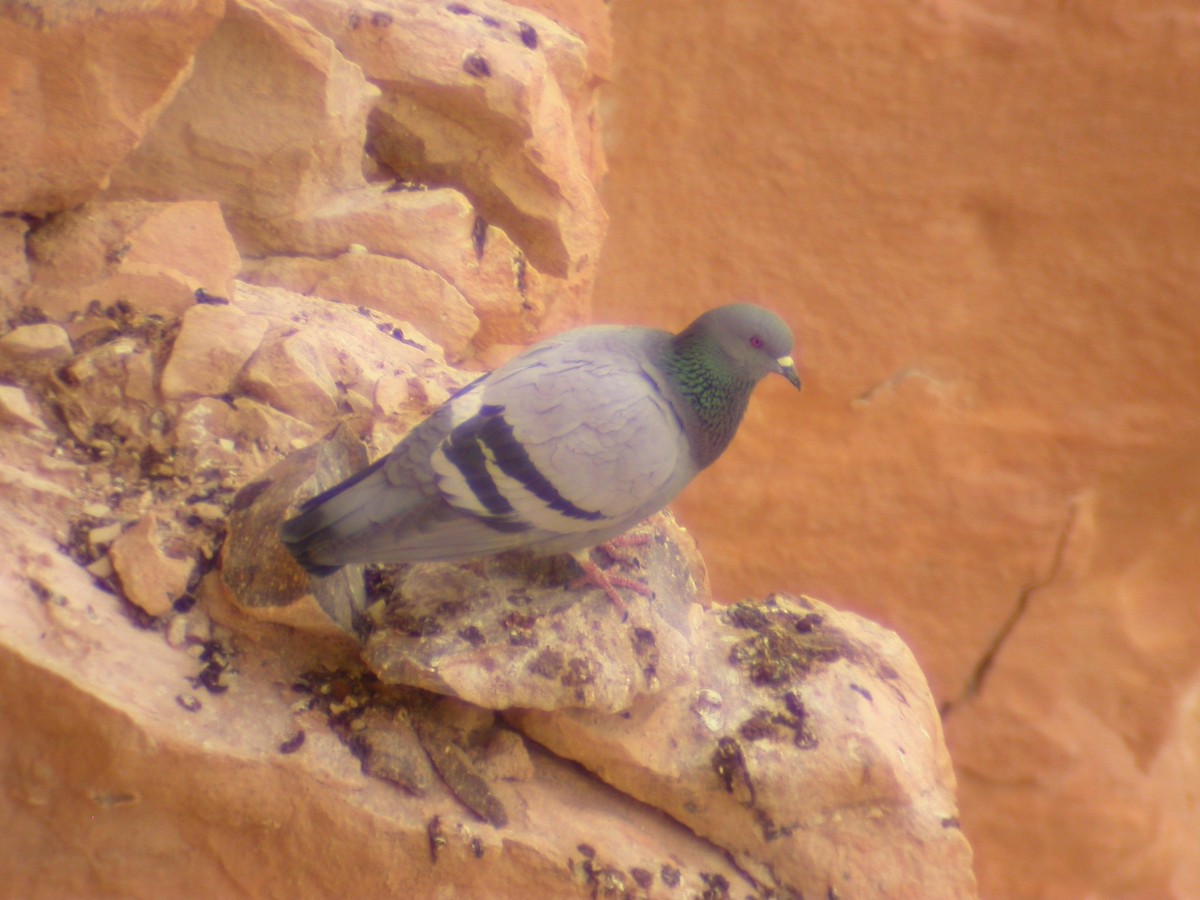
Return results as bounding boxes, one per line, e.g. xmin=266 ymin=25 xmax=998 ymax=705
xmin=750 ymin=335 xmax=764 ymax=349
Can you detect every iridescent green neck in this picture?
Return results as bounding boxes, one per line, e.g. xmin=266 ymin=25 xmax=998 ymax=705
xmin=662 ymin=330 xmax=755 ymax=468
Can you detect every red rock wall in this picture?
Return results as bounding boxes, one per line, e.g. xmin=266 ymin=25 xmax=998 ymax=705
xmin=595 ymin=2 xmax=1200 ymax=897
xmin=0 ymin=2 xmax=976 ymax=898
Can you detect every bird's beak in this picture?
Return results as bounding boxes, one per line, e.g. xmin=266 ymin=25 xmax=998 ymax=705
xmin=777 ymin=355 xmax=802 ymax=390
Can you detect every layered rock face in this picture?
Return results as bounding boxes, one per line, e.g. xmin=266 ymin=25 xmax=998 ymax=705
xmin=596 ymin=2 xmax=1200 ymax=898
xmin=0 ymin=1 xmax=975 ymax=898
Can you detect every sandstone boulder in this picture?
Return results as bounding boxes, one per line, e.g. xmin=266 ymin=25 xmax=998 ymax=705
xmin=240 ymin=250 xmax=480 ymax=361
xmin=26 ymin=199 xmax=241 ymax=319
xmin=0 ymin=0 xmax=224 ymax=214
xmin=105 ymin=0 xmax=375 ymax=225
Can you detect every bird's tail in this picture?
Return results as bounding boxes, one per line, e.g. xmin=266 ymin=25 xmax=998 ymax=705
xmin=279 ymin=456 xmax=392 ymax=575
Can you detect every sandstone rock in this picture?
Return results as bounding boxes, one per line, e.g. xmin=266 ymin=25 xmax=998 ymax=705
xmin=0 ymin=323 xmax=72 ymax=376
xmin=0 ymin=524 xmax=765 ymax=899
xmin=475 ymin=725 xmax=535 ymax=782
xmin=0 ymin=0 xmax=988 ymax=896
xmin=229 ymin=280 xmax=461 ymax=439
xmin=25 ymin=199 xmax=241 ymax=318
xmin=53 ymin=333 xmax=166 ymax=459
xmin=946 ymin=449 xmax=1200 ymax=898
xmin=0 ymin=385 xmax=47 ymax=431
xmin=0 ymin=0 xmax=224 ymax=214
xmin=505 ymin=0 xmax=613 ymax=185
xmin=84 ymin=0 xmax=599 ymax=358
xmin=224 ymin=437 xmax=972 ymax=896
xmin=171 ymin=395 xmax=320 ymax=488
xmin=411 ymin=702 xmax=513 ymax=827
xmin=241 ymin=330 xmax=342 ymax=422
xmin=372 ymin=372 xmax=411 ymax=413
xmin=0 ymin=459 xmax=78 ymax=510
xmin=299 ymin=349 xmax=373 ymax=420
xmin=105 ymin=0 xmax=376 ymax=225
xmin=87 ymin=521 xmax=125 ymax=557
xmin=0 ymin=216 xmax=31 ymax=318
xmin=60 ymin=333 xmax=148 ymax=410
xmin=240 ymin=185 xmax=560 ymax=355
xmin=218 ymin=427 xmax=369 ymax=637
xmin=159 ymin=301 xmax=272 ymax=400
xmin=511 ymin=593 xmax=976 ymax=899
xmin=109 ymin=512 xmax=195 ymax=617
xmin=240 ymin=251 xmax=480 ymax=361
xmin=360 ymin=514 xmax=705 ymax=713
xmin=513 ymin=0 xmax=614 ymax=92
xmin=280 ymin=0 xmax=605 ymax=280
xmin=354 ymin=706 xmax=437 ymax=796
xmin=155 ymin=274 xmax=467 ymax=491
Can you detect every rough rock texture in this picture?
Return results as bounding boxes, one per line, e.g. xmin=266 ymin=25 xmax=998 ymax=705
xmin=236 ymin=185 xmax=572 ymax=359
xmin=0 ymin=0 xmax=976 ymax=896
xmin=109 ymin=511 xmax=195 ymax=616
xmin=104 ymin=0 xmax=376 ymax=225
xmin=0 ymin=323 xmax=72 ymax=374
xmin=596 ymin=2 xmax=1200 ymax=897
xmin=0 ymin=216 xmax=31 ymax=319
xmin=0 ymin=383 xmax=47 ymax=431
xmin=278 ymin=0 xmax=604 ymax=279
xmin=0 ymin=0 xmax=225 ymax=214
xmin=512 ymin=594 xmax=973 ymax=900
xmin=99 ymin=0 xmax=603 ymax=359
xmin=0 ymin=538 xmax=755 ymax=899
xmin=219 ymin=426 xmax=372 ymax=636
xmin=240 ymin=251 xmax=479 ymax=360
xmin=359 ymin=530 xmax=696 ymax=715
xmin=26 ymin=199 xmax=241 ymax=319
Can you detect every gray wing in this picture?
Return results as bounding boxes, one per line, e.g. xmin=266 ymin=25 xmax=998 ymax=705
xmin=281 ymin=327 xmax=692 ymax=568
xmin=429 ymin=328 xmax=692 ymax=544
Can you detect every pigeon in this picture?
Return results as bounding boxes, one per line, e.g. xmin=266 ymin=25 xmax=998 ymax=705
xmin=280 ymin=304 xmax=801 ymax=608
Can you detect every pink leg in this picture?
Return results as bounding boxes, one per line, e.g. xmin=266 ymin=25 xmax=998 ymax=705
xmin=598 ymin=532 xmax=654 ymax=565
xmin=570 ymin=542 xmax=654 ymax=617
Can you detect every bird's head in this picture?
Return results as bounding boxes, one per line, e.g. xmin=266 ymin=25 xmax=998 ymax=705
xmin=694 ymin=303 xmax=801 ymax=389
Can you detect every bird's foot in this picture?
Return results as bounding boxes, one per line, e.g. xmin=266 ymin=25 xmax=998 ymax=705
xmin=570 ymin=546 xmax=653 ymax=619
xmin=596 ymin=531 xmax=654 ymax=566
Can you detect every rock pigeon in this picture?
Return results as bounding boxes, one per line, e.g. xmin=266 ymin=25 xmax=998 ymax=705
xmin=280 ymin=304 xmax=800 ymax=605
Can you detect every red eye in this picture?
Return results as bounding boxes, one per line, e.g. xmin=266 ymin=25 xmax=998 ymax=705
xmin=750 ymin=335 xmax=764 ymax=349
